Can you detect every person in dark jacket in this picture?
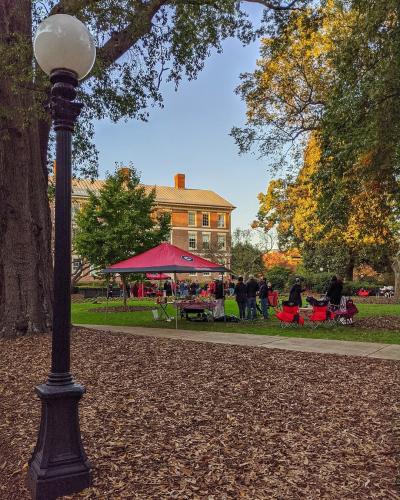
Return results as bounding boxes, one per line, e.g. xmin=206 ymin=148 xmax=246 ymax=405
xmin=234 ymin=276 xmax=247 ymax=320
xmin=326 ymin=276 xmax=343 ymax=306
xmin=258 ymin=277 xmax=269 ymax=319
xmin=163 ymin=280 xmax=172 ymax=297
xmin=289 ymin=277 xmax=303 ymax=306
xmin=246 ymin=275 xmax=259 ymax=320
xmin=189 ymin=281 xmax=197 ymax=296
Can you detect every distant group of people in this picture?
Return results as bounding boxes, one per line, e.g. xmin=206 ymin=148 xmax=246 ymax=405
xmin=287 ymin=275 xmax=343 ymax=307
xmin=234 ymin=275 xmax=274 ymax=320
xmin=109 ymin=274 xmax=344 ymax=321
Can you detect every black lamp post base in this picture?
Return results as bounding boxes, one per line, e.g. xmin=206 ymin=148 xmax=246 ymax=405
xmin=27 ymin=381 xmax=91 ymax=500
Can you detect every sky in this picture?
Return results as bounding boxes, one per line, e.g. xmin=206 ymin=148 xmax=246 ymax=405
xmin=93 ymin=4 xmax=271 ymax=232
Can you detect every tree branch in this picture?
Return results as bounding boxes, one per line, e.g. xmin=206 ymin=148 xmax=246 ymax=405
xmin=96 ymin=0 xmax=167 ymax=70
xmin=50 ymin=0 xmax=304 ymax=74
xmin=243 ymin=0 xmax=304 ymax=10
xmin=49 ymin=0 xmax=87 ymax=16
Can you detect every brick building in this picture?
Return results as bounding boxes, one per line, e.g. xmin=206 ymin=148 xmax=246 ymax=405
xmin=70 ymin=173 xmax=235 ymax=281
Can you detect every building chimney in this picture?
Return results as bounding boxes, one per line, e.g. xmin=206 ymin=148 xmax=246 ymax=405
xmin=174 ymin=173 xmax=185 ymax=189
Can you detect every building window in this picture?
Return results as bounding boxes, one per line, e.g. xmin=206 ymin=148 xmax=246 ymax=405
xmin=189 ymin=272 xmax=197 ymax=277
xmin=188 ymin=232 xmax=197 ymax=250
xmin=217 ymin=213 xmax=225 ymax=228
xmin=217 ymin=234 xmax=226 ymax=250
xmin=202 ymin=233 xmax=210 ymax=250
xmin=203 ymin=272 xmax=211 ymax=277
xmin=202 ymin=212 xmax=210 ymax=227
xmin=188 ymin=211 xmax=196 ymax=227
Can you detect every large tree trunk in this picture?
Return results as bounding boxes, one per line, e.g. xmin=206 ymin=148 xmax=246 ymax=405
xmin=391 ymin=251 xmax=400 ymax=301
xmin=0 ymin=1 xmax=53 ymax=338
xmin=344 ymin=253 xmax=355 ymax=281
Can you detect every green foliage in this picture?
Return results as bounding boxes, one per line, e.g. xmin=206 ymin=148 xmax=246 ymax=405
xmin=265 ymin=265 xmax=293 ymax=290
xmin=231 ymin=229 xmax=266 ymax=277
xmin=239 ymin=0 xmax=400 ymax=281
xmin=300 ymin=243 xmax=354 ymax=277
xmin=71 ymin=299 xmax=400 ymax=344
xmin=28 ymin=1 xmax=306 ymax=177
xmin=73 ymin=166 xmax=171 ymax=269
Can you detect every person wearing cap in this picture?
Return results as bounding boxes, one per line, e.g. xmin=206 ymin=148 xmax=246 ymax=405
xmin=289 ymin=277 xmax=303 ymax=306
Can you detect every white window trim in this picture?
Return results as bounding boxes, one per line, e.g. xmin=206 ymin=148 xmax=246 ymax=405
xmin=202 ymin=212 xmax=210 ymax=227
xmin=217 ymin=233 xmax=226 ymax=250
xmin=203 ymin=272 xmax=211 ymax=277
xmin=217 ymin=213 xmax=226 ymax=228
xmin=202 ymin=232 xmax=211 ymax=250
xmin=188 ymin=211 xmax=196 ymax=227
xmin=188 ymin=231 xmax=197 ymax=250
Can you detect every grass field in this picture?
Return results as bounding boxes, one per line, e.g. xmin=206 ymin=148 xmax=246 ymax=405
xmin=72 ymin=298 xmax=400 ymax=344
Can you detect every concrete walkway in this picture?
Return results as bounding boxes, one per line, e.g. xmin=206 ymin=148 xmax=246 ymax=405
xmin=77 ymin=324 xmax=400 ymax=360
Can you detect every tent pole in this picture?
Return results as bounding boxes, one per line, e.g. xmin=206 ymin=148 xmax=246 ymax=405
xmin=105 ymin=273 xmax=110 ymax=317
xmin=222 ymin=272 xmax=226 ymax=323
xmin=174 ymin=272 xmax=178 ymax=330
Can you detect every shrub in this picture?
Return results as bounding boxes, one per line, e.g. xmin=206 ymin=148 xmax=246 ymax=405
xmin=266 ymin=266 xmax=294 ymax=291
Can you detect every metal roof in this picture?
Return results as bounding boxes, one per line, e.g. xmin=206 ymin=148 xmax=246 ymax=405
xmin=70 ymin=178 xmax=235 ymax=209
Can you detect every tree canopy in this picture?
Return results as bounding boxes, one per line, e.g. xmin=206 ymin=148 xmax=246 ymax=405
xmin=236 ymin=0 xmax=400 ymax=283
xmin=0 ymin=0 xmax=308 ymax=336
xmin=73 ymin=166 xmax=171 ymax=270
xmin=29 ymin=0 xmax=308 ymax=177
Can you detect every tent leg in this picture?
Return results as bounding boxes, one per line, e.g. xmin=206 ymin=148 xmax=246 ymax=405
xmin=174 ymin=272 xmax=178 ymax=330
xmin=105 ymin=274 xmax=110 ymax=317
xmin=222 ymin=272 xmax=226 ymax=323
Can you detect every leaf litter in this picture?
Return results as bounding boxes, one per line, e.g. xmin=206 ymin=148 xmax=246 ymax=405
xmin=0 ymin=327 xmax=399 ymax=499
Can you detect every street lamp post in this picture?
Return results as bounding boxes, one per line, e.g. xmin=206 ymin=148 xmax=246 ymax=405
xmin=27 ymin=15 xmax=96 ymax=500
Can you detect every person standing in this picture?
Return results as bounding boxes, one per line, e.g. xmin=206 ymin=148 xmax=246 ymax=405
xmin=289 ymin=277 xmax=303 ymax=306
xmin=163 ymin=279 xmax=172 ymax=297
xmin=246 ymin=275 xmax=259 ymax=320
xmin=234 ymin=277 xmax=247 ymax=320
xmin=326 ymin=276 xmax=343 ymax=306
xmin=214 ymin=278 xmax=225 ymax=318
xmin=258 ymin=277 xmax=269 ymax=319
xmin=189 ymin=281 xmax=197 ymax=296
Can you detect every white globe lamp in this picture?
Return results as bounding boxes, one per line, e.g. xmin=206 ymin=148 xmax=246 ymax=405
xmin=34 ymin=14 xmax=95 ymax=79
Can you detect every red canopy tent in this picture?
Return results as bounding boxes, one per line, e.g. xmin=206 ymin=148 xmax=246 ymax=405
xmin=103 ymin=242 xmax=230 ymax=274
xmin=103 ymin=243 xmax=230 ymax=329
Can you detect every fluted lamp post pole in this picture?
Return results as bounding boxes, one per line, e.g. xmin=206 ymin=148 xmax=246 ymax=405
xmin=28 ymin=14 xmax=96 ymax=500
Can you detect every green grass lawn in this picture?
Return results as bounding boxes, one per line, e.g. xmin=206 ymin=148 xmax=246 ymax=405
xmin=72 ymin=298 xmax=400 ymax=344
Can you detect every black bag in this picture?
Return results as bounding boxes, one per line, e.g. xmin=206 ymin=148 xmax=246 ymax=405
xmin=214 ymin=315 xmax=240 ymax=323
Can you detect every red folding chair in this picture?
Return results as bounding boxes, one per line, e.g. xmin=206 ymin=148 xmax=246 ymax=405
xmin=276 ymin=301 xmax=304 ymax=327
xmin=268 ymin=291 xmax=279 ymax=308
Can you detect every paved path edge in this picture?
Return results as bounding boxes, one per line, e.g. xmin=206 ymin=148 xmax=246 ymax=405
xmin=76 ymin=324 xmax=400 ymax=360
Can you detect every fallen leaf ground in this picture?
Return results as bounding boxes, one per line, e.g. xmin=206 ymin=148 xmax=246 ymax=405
xmin=0 ymin=328 xmax=399 ymax=499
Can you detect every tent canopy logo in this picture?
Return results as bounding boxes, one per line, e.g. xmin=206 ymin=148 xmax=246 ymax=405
xmin=181 ymin=255 xmax=193 ymax=261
